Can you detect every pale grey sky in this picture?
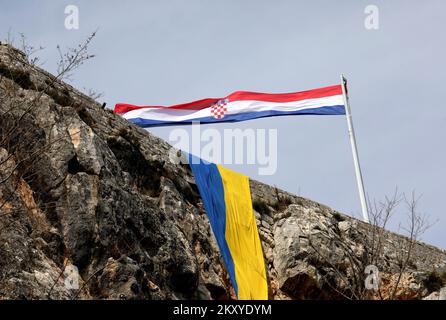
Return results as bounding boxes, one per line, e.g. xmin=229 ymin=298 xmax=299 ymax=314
xmin=1 ymin=0 xmax=445 ymax=249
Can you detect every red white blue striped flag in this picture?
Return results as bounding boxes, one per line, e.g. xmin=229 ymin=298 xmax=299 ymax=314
xmin=114 ymin=84 xmax=345 ymax=127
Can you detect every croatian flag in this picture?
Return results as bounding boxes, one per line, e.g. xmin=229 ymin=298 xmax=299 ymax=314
xmin=114 ymin=84 xmax=345 ymax=127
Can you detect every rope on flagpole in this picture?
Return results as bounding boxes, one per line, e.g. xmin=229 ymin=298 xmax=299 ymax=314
xmin=341 ymin=74 xmax=370 ymax=223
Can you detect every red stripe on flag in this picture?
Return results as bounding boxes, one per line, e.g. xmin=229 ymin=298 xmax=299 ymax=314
xmin=226 ymin=85 xmax=342 ymax=102
xmin=114 ymin=98 xmax=220 ymax=114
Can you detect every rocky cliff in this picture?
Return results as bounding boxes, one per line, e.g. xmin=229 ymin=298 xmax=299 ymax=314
xmin=0 ymin=43 xmax=445 ymax=300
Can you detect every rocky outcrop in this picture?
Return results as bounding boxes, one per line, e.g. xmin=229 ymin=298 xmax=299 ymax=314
xmin=0 ymin=43 xmax=445 ymax=300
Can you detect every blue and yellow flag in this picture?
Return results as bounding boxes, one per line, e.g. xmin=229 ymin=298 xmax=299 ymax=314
xmin=189 ymin=154 xmax=268 ymax=300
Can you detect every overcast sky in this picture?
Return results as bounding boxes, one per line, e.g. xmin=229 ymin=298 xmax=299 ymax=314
xmin=1 ymin=0 xmax=445 ymax=249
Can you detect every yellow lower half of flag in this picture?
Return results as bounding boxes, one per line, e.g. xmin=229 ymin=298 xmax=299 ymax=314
xmin=217 ymin=165 xmax=268 ymax=300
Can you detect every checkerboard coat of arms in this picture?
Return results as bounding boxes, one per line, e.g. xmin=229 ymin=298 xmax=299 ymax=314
xmin=210 ymin=99 xmax=229 ymax=119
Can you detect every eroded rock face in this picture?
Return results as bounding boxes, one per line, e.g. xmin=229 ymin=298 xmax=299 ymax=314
xmin=0 ymin=43 xmax=445 ymax=300
xmin=424 ymin=287 xmax=446 ymax=300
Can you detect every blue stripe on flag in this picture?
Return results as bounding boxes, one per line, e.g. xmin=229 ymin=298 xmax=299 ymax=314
xmin=188 ymin=153 xmax=238 ymax=296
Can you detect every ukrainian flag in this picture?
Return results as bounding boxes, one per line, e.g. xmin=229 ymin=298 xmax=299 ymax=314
xmin=189 ymin=154 xmax=268 ymax=300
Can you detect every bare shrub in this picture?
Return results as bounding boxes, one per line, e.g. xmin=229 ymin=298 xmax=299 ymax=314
xmin=307 ymin=189 xmax=435 ymax=300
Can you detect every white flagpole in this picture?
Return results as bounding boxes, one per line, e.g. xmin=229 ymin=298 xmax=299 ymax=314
xmin=340 ymin=74 xmax=370 ymax=223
